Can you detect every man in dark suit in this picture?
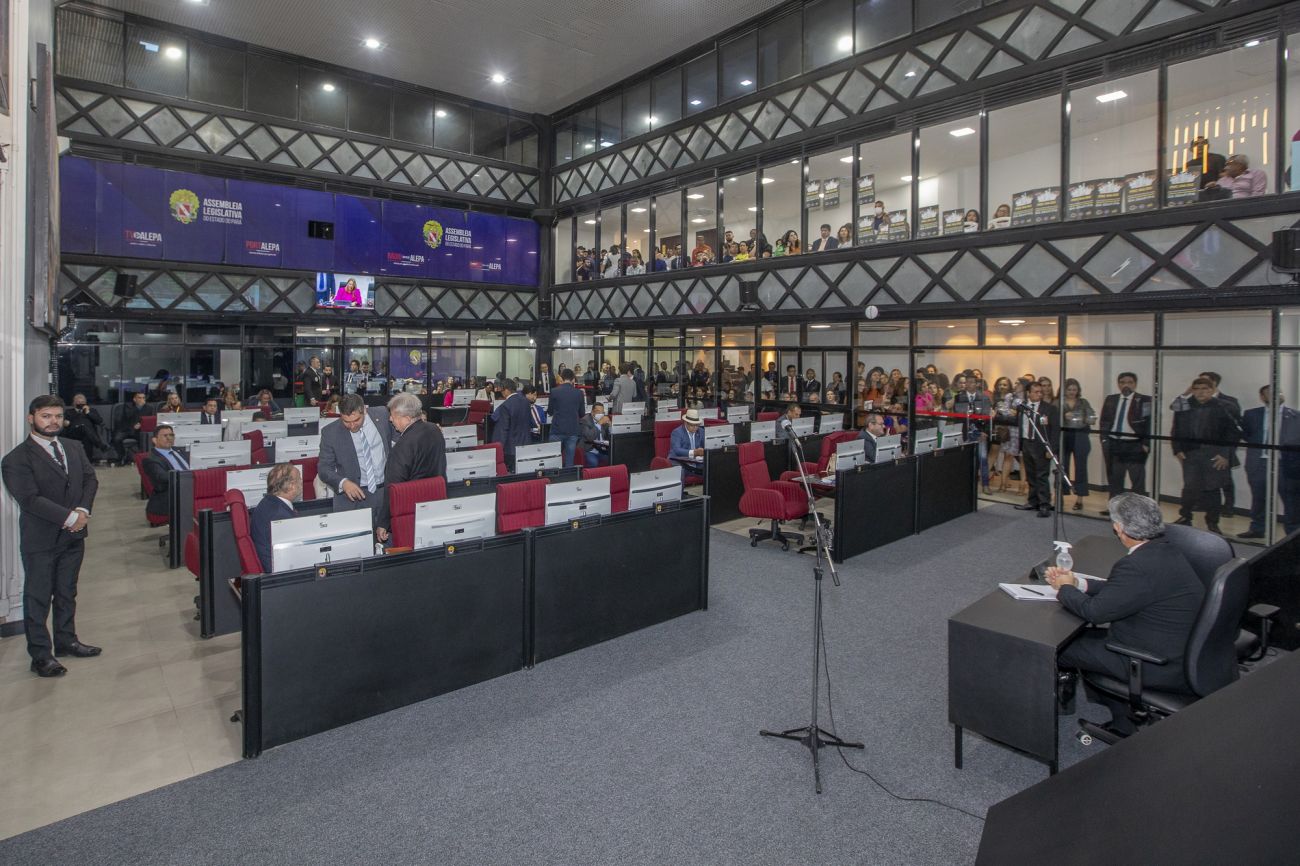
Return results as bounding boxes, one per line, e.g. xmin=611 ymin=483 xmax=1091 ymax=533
xmin=580 ymin=402 xmax=612 ymax=468
xmin=1172 ymin=377 xmax=1239 ymax=533
xmin=782 ymin=365 xmax=800 ymax=401
xmin=547 ymin=369 xmax=586 ymax=467
xmin=142 ymin=424 xmax=188 ymax=517
xmin=1 ymin=396 xmax=101 ymax=677
xmin=317 ymin=393 xmax=393 ymax=515
xmin=113 ymin=392 xmax=149 ymax=465
xmin=198 ymin=398 xmax=222 ymax=425
xmin=375 ymin=392 xmax=447 ymax=544
xmin=1171 ymin=370 xmax=1242 ymax=518
xmin=810 ymin=223 xmax=839 ymax=252
xmin=1098 ymin=372 xmax=1153 ymax=505
xmin=491 ymin=379 xmax=534 ymax=467
xmin=857 ymin=410 xmax=885 ymax=464
xmin=802 ymin=369 xmax=821 ymax=400
xmin=301 ymin=356 xmax=324 ymax=406
xmin=536 ymin=362 xmax=553 ymax=395
xmin=1014 ymin=380 xmax=1057 ymax=517
xmin=1238 ymin=385 xmax=1300 ymax=539
xmin=249 ymin=462 xmax=301 ymax=573
xmin=62 ymin=393 xmax=111 ymax=463
xmin=1046 ymin=493 xmax=1205 ymax=737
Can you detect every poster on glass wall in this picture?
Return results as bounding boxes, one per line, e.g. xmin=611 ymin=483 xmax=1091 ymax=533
xmin=887 ymin=210 xmax=910 ymax=242
xmin=1033 ymin=187 xmax=1060 ymax=224
xmin=856 ymin=174 xmax=875 ymax=206
xmin=1092 ymin=178 xmax=1125 ymax=217
xmin=1165 ymin=169 xmax=1200 ymax=207
xmin=805 ymin=180 xmax=822 ymax=210
xmin=856 ymin=214 xmax=876 ymax=245
xmin=1067 ymin=181 xmax=1096 ymax=220
xmin=1124 ymin=172 xmax=1157 ymax=212
xmin=916 ymin=206 xmax=940 ymax=238
xmin=1011 ymin=190 xmax=1037 ymax=226
xmin=941 ymin=209 xmax=965 ymax=236
xmin=822 ymin=178 xmax=842 ymax=210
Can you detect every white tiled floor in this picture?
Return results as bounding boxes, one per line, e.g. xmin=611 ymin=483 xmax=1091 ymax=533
xmin=0 ymin=465 xmax=242 ymax=840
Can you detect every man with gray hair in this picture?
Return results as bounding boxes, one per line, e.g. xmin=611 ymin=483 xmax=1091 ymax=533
xmin=374 ymin=392 xmax=446 ymax=544
xmin=249 ymin=463 xmax=301 ymax=573
xmin=1045 ymin=493 xmax=1205 ymax=738
xmin=1205 ymin=153 xmax=1267 ymax=198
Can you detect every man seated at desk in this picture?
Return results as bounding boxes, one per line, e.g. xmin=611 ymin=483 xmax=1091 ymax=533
xmin=858 ymin=410 xmax=885 ymax=463
xmin=1044 ymin=493 xmax=1205 ymax=739
xmin=669 ymin=409 xmax=706 ymax=476
xmin=249 ymin=463 xmax=301 ymax=572
xmin=142 ymin=425 xmax=188 ymax=517
xmin=580 ymin=402 xmax=612 ymax=468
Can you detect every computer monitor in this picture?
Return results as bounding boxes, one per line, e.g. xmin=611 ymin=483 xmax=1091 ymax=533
xmin=621 ymin=402 xmax=646 ymax=417
xmin=318 ymin=416 xmax=339 ymax=431
xmin=833 ymin=438 xmax=866 ymax=472
xmin=704 ymin=424 xmax=735 ymax=450
xmin=627 ymin=468 xmax=683 ymax=511
xmin=875 ymin=433 xmax=902 ymax=453
xmin=445 ymin=449 xmax=498 ymax=483
xmin=875 ymin=445 xmax=902 ymax=463
xmin=790 ymin=417 xmax=815 ymax=438
xmin=270 ymin=508 xmax=374 ymax=573
xmin=172 ymin=425 xmax=224 ymax=448
xmin=913 ymin=428 xmax=938 ymax=455
xmin=441 ymin=425 xmax=478 ymax=450
xmin=244 ymin=420 xmax=289 ymax=442
xmin=939 ymin=421 xmax=965 ymax=448
xmin=413 ymin=494 xmax=496 ymax=551
xmin=610 ymin=415 xmax=642 ymax=433
xmin=696 ymin=407 xmax=719 ymax=420
xmin=655 ymin=409 xmax=682 ymax=422
xmin=222 ymin=409 xmax=258 ymax=427
xmin=726 ymin=405 xmax=751 ymax=423
xmin=750 ymin=420 xmax=777 ymax=443
xmin=167 ymin=412 xmax=203 ymax=427
xmin=226 ymin=466 xmax=272 ymax=507
xmin=514 ymin=441 xmax=562 ymax=474
xmin=283 ymin=407 xmax=320 ymax=425
xmin=544 ymin=477 xmax=612 ymax=525
xmin=451 ymin=389 xmax=477 ymax=407
xmin=820 ymin=415 xmax=844 ymax=434
xmin=188 ymin=439 xmax=252 ymax=469
xmin=276 ymin=435 xmax=320 ymax=462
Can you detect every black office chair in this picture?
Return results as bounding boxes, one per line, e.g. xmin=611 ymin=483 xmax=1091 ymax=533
xmin=1162 ymin=523 xmax=1279 ymax=663
xmin=1077 ymin=557 xmax=1250 ymax=747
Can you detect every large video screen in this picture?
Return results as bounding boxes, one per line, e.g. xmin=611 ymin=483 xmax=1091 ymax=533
xmin=316 ymin=273 xmax=376 ymax=309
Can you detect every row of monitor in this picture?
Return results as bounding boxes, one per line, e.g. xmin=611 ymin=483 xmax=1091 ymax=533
xmin=267 ymin=469 xmax=684 ymax=573
xmin=158 ymin=407 xmax=325 ymax=427
xmin=174 ymin=434 xmax=322 ymax=468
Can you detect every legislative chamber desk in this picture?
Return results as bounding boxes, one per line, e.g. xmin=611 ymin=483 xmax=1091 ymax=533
xmin=701 ymin=435 xmax=815 ymax=525
xmin=830 ymin=443 xmax=977 ymax=563
xmin=976 ymin=650 xmax=1300 ymax=864
xmin=948 ymin=533 xmax=1123 ymax=774
xmin=239 ymin=495 xmax=711 ymax=757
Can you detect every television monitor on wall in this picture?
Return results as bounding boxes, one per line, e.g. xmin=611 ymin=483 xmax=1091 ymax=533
xmin=315 ymin=272 xmax=375 ymax=309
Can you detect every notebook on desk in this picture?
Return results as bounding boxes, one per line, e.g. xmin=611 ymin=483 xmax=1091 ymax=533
xmin=999 ymin=583 xmax=1058 ymax=601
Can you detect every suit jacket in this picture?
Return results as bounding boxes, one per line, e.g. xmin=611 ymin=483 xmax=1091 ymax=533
xmin=301 ymin=366 xmax=324 ymax=403
xmin=378 ymin=419 xmax=447 ymax=531
xmin=1099 ymin=392 xmax=1152 ymax=443
xmin=782 ymin=376 xmax=801 ymax=397
xmin=1016 ymin=400 xmax=1057 ymax=448
xmin=580 ymin=414 xmax=611 ymax=449
xmin=803 ymin=379 xmax=822 ymax=397
xmin=142 ymin=448 xmax=187 ymax=516
xmin=547 ymin=383 xmax=585 ymax=436
xmin=669 ymin=425 xmax=704 ymax=460
xmin=317 ymin=408 xmax=394 ymax=509
xmin=1 ymin=437 xmax=98 ymax=553
xmin=856 ymin=431 xmax=878 ymax=463
xmin=811 ymin=237 xmax=840 ymax=252
xmin=199 ymin=410 xmax=223 ymax=425
xmin=490 ymin=393 xmax=535 ymax=459
xmin=1056 ymin=539 xmax=1205 ymax=667
xmin=607 ymin=376 xmax=637 ymax=415
xmin=249 ymin=495 xmax=296 ymax=573
xmin=536 ymin=371 xmax=553 ymax=394
xmin=1240 ymin=405 xmax=1300 ymax=470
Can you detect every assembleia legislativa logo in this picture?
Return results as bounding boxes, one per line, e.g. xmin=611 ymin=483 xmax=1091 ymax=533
xmin=169 ymin=189 xmax=200 ymax=224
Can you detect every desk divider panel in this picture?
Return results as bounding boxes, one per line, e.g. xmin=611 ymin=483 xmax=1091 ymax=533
xmin=528 ymin=496 xmax=710 ymax=664
xmin=833 ymin=458 xmax=917 ymax=562
xmin=608 ymin=429 xmax=656 ymax=473
xmin=168 ymin=469 xmax=193 ymax=569
xmin=446 ymin=465 xmax=579 ymax=498
xmin=917 ymin=444 xmax=977 ymax=532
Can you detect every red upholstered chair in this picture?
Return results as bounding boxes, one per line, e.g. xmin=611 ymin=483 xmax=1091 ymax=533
xmin=224 ymin=489 xmax=264 ymax=576
xmin=140 ymin=415 xmax=158 ymax=434
xmin=650 ymin=420 xmax=703 ymax=485
xmin=780 ymin=431 xmax=859 ymax=484
xmin=387 ymin=477 xmax=449 ymax=549
xmin=185 ymin=466 xmax=236 ymax=577
xmin=467 ymin=399 xmax=493 ymax=427
xmin=582 ymin=464 xmax=629 ymax=513
xmin=291 ymin=456 xmax=319 ymax=501
xmin=756 ymin=412 xmax=780 ymax=422
xmin=496 ymin=478 xmax=549 ymax=534
xmin=135 ymin=452 xmax=169 ymax=525
xmin=738 ymin=441 xmax=807 ymax=551
xmin=242 ymin=429 xmax=267 ymax=464
xmin=473 ymin=442 xmax=509 ymax=476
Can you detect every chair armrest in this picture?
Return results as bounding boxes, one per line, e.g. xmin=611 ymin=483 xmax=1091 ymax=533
xmin=1246 ymin=603 xmax=1280 ymax=621
xmin=1105 ymin=641 xmax=1168 ymax=666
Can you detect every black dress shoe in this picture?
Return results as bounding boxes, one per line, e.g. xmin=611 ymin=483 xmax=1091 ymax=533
xmin=31 ymin=657 xmax=67 ymax=677
xmin=1173 ymin=517 xmax=1192 ymax=526
xmin=1205 ymin=524 xmax=1221 ymax=535
xmin=1014 ymin=503 xmax=1037 ymax=511
xmin=54 ymin=641 xmax=102 ymax=658
xmin=1037 ymin=508 xmax=1051 ymax=518
xmin=1237 ymin=530 xmax=1265 ymax=539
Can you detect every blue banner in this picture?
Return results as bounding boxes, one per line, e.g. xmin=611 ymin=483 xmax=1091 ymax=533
xmin=225 ymin=179 xmax=286 ymax=268
xmin=283 ymin=188 xmax=336 ymax=272
xmin=160 ymin=171 xmax=228 ymax=264
xmin=379 ymin=201 xmax=434 ymax=278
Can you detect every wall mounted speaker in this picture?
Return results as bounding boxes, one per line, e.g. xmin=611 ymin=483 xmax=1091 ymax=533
xmin=738 ymin=281 xmax=758 ymax=305
xmin=1272 ymin=229 xmax=1300 ymax=272
xmin=308 ymin=220 xmax=335 ymax=240
xmin=112 ymin=273 xmax=138 ymax=298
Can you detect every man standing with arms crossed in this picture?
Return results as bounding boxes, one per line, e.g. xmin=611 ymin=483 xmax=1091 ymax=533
xmin=2 ymin=396 xmax=101 ymax=677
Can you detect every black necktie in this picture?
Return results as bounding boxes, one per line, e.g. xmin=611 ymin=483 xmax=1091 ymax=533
xmin=51 ymin=441 xmax=66 ymax=472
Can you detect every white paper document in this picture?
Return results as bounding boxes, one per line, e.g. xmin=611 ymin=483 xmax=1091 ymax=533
xmin=999 ymin=583 xmax=1058 ymax=601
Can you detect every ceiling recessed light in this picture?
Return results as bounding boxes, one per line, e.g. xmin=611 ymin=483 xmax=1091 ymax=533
xmin=998 ymin=319 xmax=1026 ymax=325
xmin=904 ymin=70 xmax=916 ymax=78
xmin=490 ymin=73 xmax=507 ymax=84
xmin=838 ymin=35 xmax=854 ymax=52
xmin=435 ymin=109 xmax=447 ymax=118
xmin=315 ymin=327 xmax=332 ymax=332
xmin=583 ymin=219 xmax=596 ymax=225
xmin=740 ymin=79 xmax=753 ymax=86
xmin=790 ymin=159 xmax=799 ymax=164
xmin=163 ymin=45 xmax=184 ymax=60
xmin=690 ymin=99 xmax=702 ymax=106
xmin=363 ymin=37 xmax=382 ymax=49
xmin=630 ymin=207 xmax=647 ymax=213
xmin=691 ymin=217 xmax=707 ymax=224
xmin=647 ymin=115 xmax=658 ymax=125
xmin=810 ymin=324 xmax=832 ymax=329
xmin=584 ymin=142 xmax=595 ymax=149
xmin=900 ymin=175 xmax=913 ymax=182
xmin=747 ymin=206 xmax=758 ymax=212
xmin=322 ymin=82 xmax=336 ymax=92
xmin=761 ymin=177 xmax=775 ymax=184
xmin=686 ymin=193 xmax=704 ymax=200
xmin=599 ymin=140 xmax=613 ymax=147
xmin=839 ymin=156 xmax=853 ymax=163
xmin=949 ymin=127 xmax=976 ymax=137
xmin=1095 ymin=90 xmax=1127 ymax=103
xmin=946 ymin=324 xmax=956 ymax=329
xmin=1244 ymin=39 xmax=1261 ymax=48
xmin=686 ymin=328 xmax=703 ymax=333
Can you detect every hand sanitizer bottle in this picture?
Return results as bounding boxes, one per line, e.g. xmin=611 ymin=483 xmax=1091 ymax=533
xmin=1054 ymin=541 xmax=1073 ymax=573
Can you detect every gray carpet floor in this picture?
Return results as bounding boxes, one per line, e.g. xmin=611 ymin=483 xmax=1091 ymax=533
xmin=0 ymin=504 xmax=1113 ymax=866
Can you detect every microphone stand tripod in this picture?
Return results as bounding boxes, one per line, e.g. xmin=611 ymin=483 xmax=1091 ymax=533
xmin=1021 ymin=406 xmax=1074 ymax=546
xmin=760 ymin=426 xmax=863 ymax=793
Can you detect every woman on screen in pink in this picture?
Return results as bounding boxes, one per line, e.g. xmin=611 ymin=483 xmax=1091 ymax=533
xmin=333 ymin=278 xmax=363 ymax=307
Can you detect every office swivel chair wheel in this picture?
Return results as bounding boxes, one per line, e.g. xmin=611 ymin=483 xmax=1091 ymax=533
xmin=751 ymin=537 xmax=759 ymax=547
xmin=1076 ymin=731 xmax=1093 ymax=746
